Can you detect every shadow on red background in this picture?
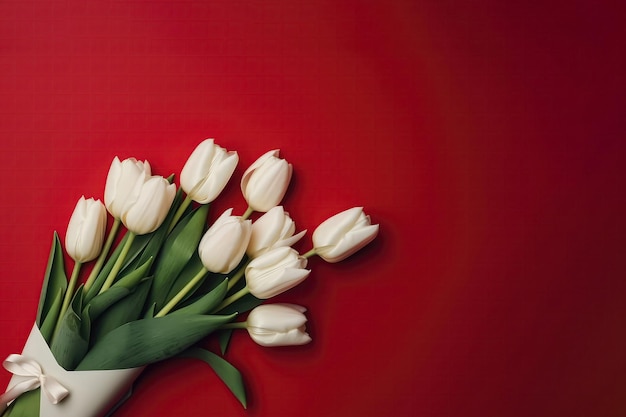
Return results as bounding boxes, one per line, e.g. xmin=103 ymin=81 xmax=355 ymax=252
xmin=0 ymin=1 xmax=624 ymax=416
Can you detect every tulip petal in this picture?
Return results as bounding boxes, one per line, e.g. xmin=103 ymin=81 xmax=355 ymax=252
xmin=277 ymin=229 xmax=307 ymax=250
xmin=247 ymin=264 xmax=310 ymax=299
xmin=247 ymin=246 xmax=294 ymax=269
xmin=65 ymin=197 xmax=107 ymax=263
xmin=109 ymin=158 xmax=152 ymax=219
xmin=270 ymin=267 xmax=310 ymax=296
xmin=240 ymin=149 xmax=280 ymax=192
xmin=312 ymin=207 xmax=364 ymax=248
xmin=312 ymin=207 xmax=379 ymax=263
xmin=103 ymin=157 xmax=121 ymax=214
xmin=318 ymin=224 xmax=379 ymax=263
xmin=194 ymin=152 xmax=239 ymax=204
xmin=180 ymin=140 xmax=216 ymax=191
xmin=248 ymin=303 xmax=307 ymax=329
xmin=122 ymin=177 xmax=176 ymax=235
xmin=181 ymin=140 xmax=239 ymax=204
xmin=249 ymin=206 xmax=284 ymax=250
xmin=198 ymin=209 xmax=252 ymax=273
xmin=246 ymin=304 xmax=311 ymax=347
xmin=241 ymin=150 xmax=292 ymax=212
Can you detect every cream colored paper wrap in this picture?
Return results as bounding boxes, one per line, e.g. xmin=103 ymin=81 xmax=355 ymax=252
xmin=4 ymin=324 xmax=143 ymax=417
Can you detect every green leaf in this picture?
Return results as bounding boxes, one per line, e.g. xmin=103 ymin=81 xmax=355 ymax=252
xmin=180 ymin=347 xmax=247 ymax=408
xmin=84 ymin=232 xmax=148 ymax=302
xmin=219 ymin=330 xmax=233 ymax=355
xmin=77 ymin=313 xmax=237 ymax=370
xmin=164 ymin=252 xmax=209 ymax=305
xmin=85 ymin=287 xmax=130 ymax=321
xmin=116 ymin=233 xmax=153 ymax=276
xmin=85 ymin=257 xmax=153 ymax=322
xmin=150 ymin=205 xmax=209 ymax=310
xmin=170 ymin=279 xmax=228 ymax=316
xmin=113 ymin=257 xmax=153 ymax=290
xmin=219 ymin=293 xmax=263 ymax=316
xmin=91 ymin=278 xmax=153 ymax=344
xmin=3 ymin=388 xmax=40 ymax=417
xmin=38 ymin=287 xmax=64 ymax=343
xmin=36 ymin=232 xmax=67 ymax=342
xmin=81 ymin=304 xmax=92 ymax=343
xmin=143 ymin=303 xmax=156 ymax=319
xmin=50 ymin=287 xmax=89 ymax=370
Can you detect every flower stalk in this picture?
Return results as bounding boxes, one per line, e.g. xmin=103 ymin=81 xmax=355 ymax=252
xmin=155 ymin=267 xmax=208 ymax=317
xmin=220 ymin=321 xmax=248 ymax=330
xmin=213 ymin=286 xmax=250 ymax=313
xmin=167 ymin=194 xmax=193 ymax=235
xmin=98 ymin=232 xmax=136 ymax=294
xmin=52 ymin=261 xmax=82 ymax=340
xmin=242 ymin=206 xmax=254 ymax=220
xmin=84 ymin=217 xmax=121 ymax=292
xmin=226 ymin=260 xmax=250 ymax=291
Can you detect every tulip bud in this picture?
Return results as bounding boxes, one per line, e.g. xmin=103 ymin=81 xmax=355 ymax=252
xmin=120 ymin=176 xmax=177 ymax=235
xmin=180 ymin=139 xmax=239 ymax=204
xmin=246 ymin=303 xmax=312 ymax=347
xmin=241 ymin=149 xmax=292 ymax=212
xmin=104 ymin=157 xmax=151 ymax=219
xmin=247 ymin=206 xmax=306 ymax=258
xmin=312 ymin=207 xmax=379 ymax=263
xmin=198 ymin=208 xmax=252 ymax=274
xmin=245 ymin=246 xmax=310 ymax=299
xmin=65 ymin=196 xmax=107 ymax=263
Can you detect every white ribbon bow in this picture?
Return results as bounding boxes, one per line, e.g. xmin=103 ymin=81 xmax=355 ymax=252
xmin=0 ymin=354 xmax=69 ymax=412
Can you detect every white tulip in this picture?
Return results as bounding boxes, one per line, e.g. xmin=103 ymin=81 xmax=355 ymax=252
xmin=180 ymin=139 xmax=239 ymax=204
xmin=245 ymin=247 xmax=310 ymax=299
xmin=312 ymin=207 xmax=379 ymax=263
xmin=65 ymin=196 xmax=107 ymax=263
xmin=104 ymin=157 xmax=151 ymax=219
xmin=241 ymin=149 xmax=292 ymax=212
xmin=246 ymin=303 xmax=312 ymax=347
xmin=120 ymin=176 xmax=176 ymax=235
xmin=247 ymin=206 xmax=306 ymax=258
xmin=198 ymin=208 xmax=252 ymax=274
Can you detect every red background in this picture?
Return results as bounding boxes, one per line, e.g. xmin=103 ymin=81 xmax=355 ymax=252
xmin=1 ymin=1 xmax=625 ymax=416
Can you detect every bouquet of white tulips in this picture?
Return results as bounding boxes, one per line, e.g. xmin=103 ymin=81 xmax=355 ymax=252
xmin=0 ymin=139 xmax=379 ymax=417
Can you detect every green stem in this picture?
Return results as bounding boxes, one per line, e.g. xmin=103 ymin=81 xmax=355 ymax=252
xmin=155 ymin=267 xmax=208 ymax=317
xmin=220 ymin=321 xmax=248 ymax=330
xmin=302 ymin=248 xmax=318 ymax=259
xmin=213 ymin=286 xmax=250 ymax=313
xmin=84 ymin=217 xmax=121 ymax=292
xmin=167 ymin=194 xmax=193 ymax=234
xmin=242 ymin=206 xmax=254 ymax=220
xmin=226 ymin=259 xmax=251 ymax=291
xmin=52 ymin=261 xmax=82 ymax=340
xmin=98 ymin=232 xmax=136 ymax=294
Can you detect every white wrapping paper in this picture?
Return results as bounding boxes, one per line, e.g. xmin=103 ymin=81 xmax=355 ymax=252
xmin=4 ymin=324 xmax=143 ymax=417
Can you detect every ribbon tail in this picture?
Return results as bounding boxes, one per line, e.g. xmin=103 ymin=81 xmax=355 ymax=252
xmin=40 ymin=376 xmax=70 ymax=405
